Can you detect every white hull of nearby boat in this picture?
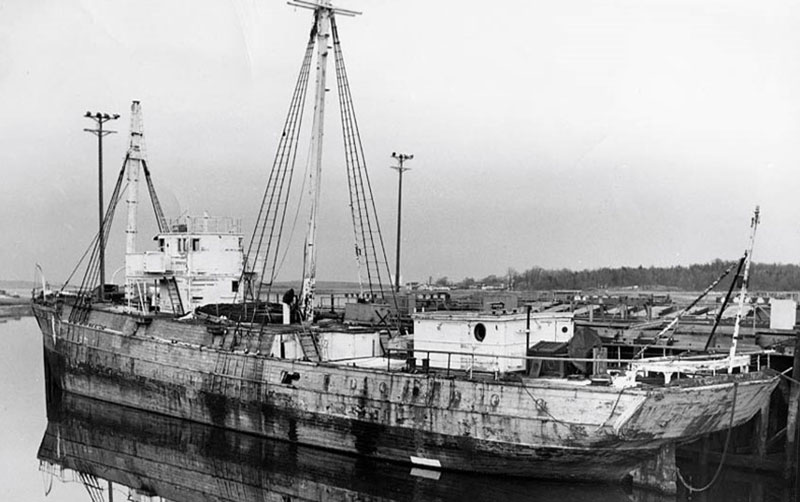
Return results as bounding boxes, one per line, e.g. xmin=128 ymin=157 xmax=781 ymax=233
xmin=33 ymin=302 xmax=779 ymax=482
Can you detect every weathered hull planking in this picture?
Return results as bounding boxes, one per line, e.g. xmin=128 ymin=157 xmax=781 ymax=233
xmin=39 ymin=392 xmax=649 ymax=502
xmin=33 ymin=302 xmax=779 ymax=481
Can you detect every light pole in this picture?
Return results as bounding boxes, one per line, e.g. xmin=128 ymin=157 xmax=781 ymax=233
xmin=84 ymin=111 xmax=120 ymax=301
xmin=390 ymin=152 xmax=413 ymax=292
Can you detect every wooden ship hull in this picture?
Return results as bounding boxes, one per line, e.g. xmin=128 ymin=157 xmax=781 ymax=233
xmin=38 ymin=392 xmax=655 ymax=502
xmin=33 ymin=301 xmax=779 ymax=482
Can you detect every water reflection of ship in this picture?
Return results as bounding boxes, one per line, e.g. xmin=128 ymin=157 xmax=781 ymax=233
xmin=38 ymin=390 xmax=667 ymax=502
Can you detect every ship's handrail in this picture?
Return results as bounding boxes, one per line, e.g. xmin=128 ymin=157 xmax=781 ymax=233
xmin=383 ymin=347 xmax=770 ymax=378
xmin=385 ymin=347 xmax=769 ymax=364
xmin=165 ymin=216 xmax=242 ymax=234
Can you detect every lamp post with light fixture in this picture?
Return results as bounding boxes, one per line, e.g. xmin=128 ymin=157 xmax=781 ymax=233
xmin=84 ymin=111 xmax=120 ymax=301
xmin=390 ymin=152 xmax=413 ymax=293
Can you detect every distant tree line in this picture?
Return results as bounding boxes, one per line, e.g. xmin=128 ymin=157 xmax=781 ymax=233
xmin=439 ymin=260 xmax=800 ymax=291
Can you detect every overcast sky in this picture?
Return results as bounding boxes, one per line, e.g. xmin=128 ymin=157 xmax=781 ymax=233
xmin=2 ymin=0 xmax=800 ymax=285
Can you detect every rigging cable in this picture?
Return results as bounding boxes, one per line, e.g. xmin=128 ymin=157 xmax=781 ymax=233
xmin=232 ymin=14 xmax=317 ymax=330
xmin=704 ymin=256 xmax=747 ymax=352
xmin=275 ymin=114 xmax=315 ymax=279
xmin=68 ymin=153 xmax=130 ymax=322
xmin=247 ymin=18 xmax=315 ymax=301
xmin=331 ymin=16 xmax=402 ymax=331
xmin=633 ymin=260 xmax=739 ymax=358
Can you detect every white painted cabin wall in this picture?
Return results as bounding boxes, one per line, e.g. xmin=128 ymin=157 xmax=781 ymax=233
xmin=269 ymin=334 xmax=302 ymax=359
xmin=266 ymin=331 xmax=380 ymax=361
xmin=320 ymin=332 xmax=380 ymax=360
xmin=413 ymin=312 xmax=574 ymax=372
xmin=127 ymin=230 xmax=243 ymax=312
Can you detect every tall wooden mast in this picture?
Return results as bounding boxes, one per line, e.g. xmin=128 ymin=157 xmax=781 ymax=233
xmin=291 ymin=0 xmax=361 ymax=322
xmin=300 ymin=2 xmax=331 ymax=323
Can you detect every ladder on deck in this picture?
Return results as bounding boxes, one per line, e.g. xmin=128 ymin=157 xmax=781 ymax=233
xmin=163 ymin=276 xmax=184 ymax=315
xmin=297 ymin=331 xmax=321 ymax=362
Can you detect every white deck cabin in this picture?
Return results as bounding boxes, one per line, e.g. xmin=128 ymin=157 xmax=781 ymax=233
xmin=125 ymin=215 xmax=244 ymax=313
xmin=270 ymin=330 xmax=383 ymax=361
xmin=413 ymin=310 xmax=574 ymax=372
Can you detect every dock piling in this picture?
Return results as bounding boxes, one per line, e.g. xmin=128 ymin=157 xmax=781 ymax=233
xmin=631 ymin=443 xmax=677 ymax=494
xmin=755 ymin=398 xmax=770 ymax=460
xmin=786 ymin=332 xmax=800 ymax=478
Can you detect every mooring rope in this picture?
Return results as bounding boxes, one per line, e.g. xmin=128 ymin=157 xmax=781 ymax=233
xmin=676 ymin=381 xmax=739 ymax=494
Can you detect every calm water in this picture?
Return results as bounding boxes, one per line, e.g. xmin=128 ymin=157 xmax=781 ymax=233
xmin=1 ymin=317 xmax=793 ymax=502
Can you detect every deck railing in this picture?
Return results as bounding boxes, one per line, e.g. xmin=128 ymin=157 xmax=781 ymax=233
xmin=382 ymin=347 xmax=771 ymax=380
xmin=166 ymin=216 xmax=242 ymax=235
xmin=384 ymin=347 xmax=629 ymax=378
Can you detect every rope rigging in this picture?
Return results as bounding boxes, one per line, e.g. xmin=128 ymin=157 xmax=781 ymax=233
xmin=633 ymin=259 xmax=741 ymax=358
xmin=142 ymin=159 xmax=168 ymax=233
xmin=238 ymin=17 xmax=318 ymax=322
xmin=237 ymin=10 xmax=400 ymax=331
xmin=704 ymin=256 xmax=746 ymax=352
xmin=331 ymin=15 xmax=400 ymax=316
xmin=68 ymin=157 xmax=130 ymax=323
xmin=66 ymin=101 xmax=170 ymax=323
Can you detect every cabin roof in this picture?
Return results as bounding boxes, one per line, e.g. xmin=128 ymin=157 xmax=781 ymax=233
xmin=413 ymin=310 xmax=573 ymax=322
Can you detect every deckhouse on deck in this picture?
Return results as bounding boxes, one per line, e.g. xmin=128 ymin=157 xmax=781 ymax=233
xmin=413 ymin=310 xmax=574 ymax=372
xmin=125 ymin=215 xmax=244 ymax=313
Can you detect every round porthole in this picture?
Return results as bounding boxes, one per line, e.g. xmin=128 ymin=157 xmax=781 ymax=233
xmin=561 ymin=326 xmax=569 ymax=334
xmin=474 ymin=323 xmax=486 ymax=342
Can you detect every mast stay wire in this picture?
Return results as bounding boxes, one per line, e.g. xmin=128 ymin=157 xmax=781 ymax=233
xmin=251 ymin=19 xmax=316 ymax=315
xmin=77 ymin=180 xmax=130 ymax=295
xmin=78 ymin=178 xmax=130 ymax=299
xmin=70 ymin=155 xmax=130 ymax=301
xmin=274 ymin=121 xmax=315 ymax=279
xmin=232 ymin=15 xmax=317 ymax=329
xmin=63 ymin=105 xmax=169 ymax=302
xmin=331 ymin=15 xmax=402 ymax=330
xmin=68 ymin=160 xmax=130 ymax=324
xmin=236 ymin=8 xmax=401 ymax=332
